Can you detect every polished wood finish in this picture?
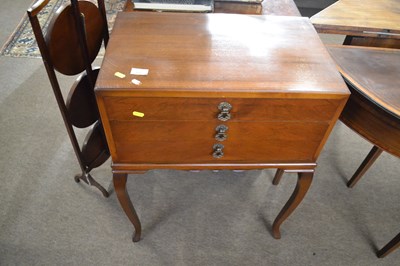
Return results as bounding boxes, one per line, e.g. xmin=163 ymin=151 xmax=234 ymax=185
xmin=81 ymin=121 xmax=110 ymax=170
xmin=104 ymin=97 xmax=337 ymax=164
xmin=96 ymin=12 xmax=349 ymax=241
xmin=103 ymin=98 xmax=340 ymax=122
xmin=328 ymin=45 xmax=400 ymax=258
xmin=66 ymin=68 xmax=100 ymax=128
xmin=124 ymin=0 xmax=301 ymax=16
xmin=46 ymin=1 xmax=104 ymax=75
xmin=111 ymin=121 xmax=329 ymax=163
xmin=311 ymin=0 xmax=400 ymax=48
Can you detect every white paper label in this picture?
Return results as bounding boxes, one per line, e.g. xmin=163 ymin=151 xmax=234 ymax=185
xmin=130 ymin=68 xmax=149 ymax=75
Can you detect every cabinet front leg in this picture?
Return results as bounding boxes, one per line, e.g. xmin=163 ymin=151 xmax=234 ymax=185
xmin=113 ymin=172 xmax=142 ymax=242
xmin=272 ymin=170 xmax=314 ymax=239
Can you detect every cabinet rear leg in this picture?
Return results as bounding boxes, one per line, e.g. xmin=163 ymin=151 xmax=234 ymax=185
xmin=272 ymin=169 xmax=285 ymax=185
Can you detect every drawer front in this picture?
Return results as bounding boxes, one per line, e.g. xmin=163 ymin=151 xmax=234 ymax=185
xmin=103 ymin=97 xmax=340 ymax=122
xmin=110 ymin=121 xmax=329 ymax=163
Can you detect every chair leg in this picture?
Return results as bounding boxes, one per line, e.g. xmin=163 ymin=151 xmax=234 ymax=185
xmin=347 ymin=146 xmax=383 ymax=188
xmin=377 ymin=232 xmax=400 ymax=258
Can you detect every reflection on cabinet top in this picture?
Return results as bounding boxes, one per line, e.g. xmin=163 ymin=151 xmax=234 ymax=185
xmin=95 ymin=12 xmax=349 ymax=98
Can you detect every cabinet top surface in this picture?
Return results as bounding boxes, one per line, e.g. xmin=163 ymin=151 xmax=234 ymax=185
xmin=96 ymin=12 xmax=348 ymax=97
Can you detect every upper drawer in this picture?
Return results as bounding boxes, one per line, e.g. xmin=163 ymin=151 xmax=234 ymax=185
xmin=102 ymin=97 xmax=340 ymax=122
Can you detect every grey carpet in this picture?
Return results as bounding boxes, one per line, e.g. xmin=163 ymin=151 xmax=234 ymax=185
xmin=0 ymin=0 xmax=399 ymax=265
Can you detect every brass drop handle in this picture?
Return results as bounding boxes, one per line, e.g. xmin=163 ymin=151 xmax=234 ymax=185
xmin=217 ymin=102 xmax=232 ymax=121
xmin=213 ymin=143 xmax=224 ymax=159
xmin=215 ymin=125 xmax=228 ymax=141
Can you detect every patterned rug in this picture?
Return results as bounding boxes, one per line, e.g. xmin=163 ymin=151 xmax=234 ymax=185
xmin=0 ymin=0 xmax=126 ymax=58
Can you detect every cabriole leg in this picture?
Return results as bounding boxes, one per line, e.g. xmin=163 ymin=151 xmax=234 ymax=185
xmin=272 ymin=170 xmax=314 ymax=239
xmin=113 ymin=172 xmax=142 ymax=242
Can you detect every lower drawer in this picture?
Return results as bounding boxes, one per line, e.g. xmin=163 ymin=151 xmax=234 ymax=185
xmin=110 ymin=120 xmax=329 ymax=163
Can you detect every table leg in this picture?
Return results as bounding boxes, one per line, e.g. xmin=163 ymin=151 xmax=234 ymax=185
xmin=347 ymin=145 xmax=383 ymax=188
xmin=272 ymin=170 xmax=314 ymax=239
xmin=113 ymin=172 xmax=142 ymax=242
xmin=377 ymin=232 xmax=400 ymax=258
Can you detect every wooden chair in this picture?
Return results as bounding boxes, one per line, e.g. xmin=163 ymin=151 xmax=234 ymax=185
xmin=27 ymin=0 xmax=110 ymax=197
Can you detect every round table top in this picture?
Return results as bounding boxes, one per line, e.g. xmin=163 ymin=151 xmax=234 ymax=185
xmin=328 ymin=45 xmax=400 ymax=119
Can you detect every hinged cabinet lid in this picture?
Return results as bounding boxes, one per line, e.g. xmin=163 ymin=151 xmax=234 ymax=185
xmin=96 ymin=12 xmax=349 ymax=99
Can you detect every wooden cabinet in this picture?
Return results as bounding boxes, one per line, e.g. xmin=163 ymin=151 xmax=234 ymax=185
xmin=95 ymin=12 xmax=349 ymax=241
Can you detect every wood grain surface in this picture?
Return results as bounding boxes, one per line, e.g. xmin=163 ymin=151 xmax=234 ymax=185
xmin=328 ymin=45 xmax=400 ymax=118
xmin=96 ymin=12 xmax=348 ymax=97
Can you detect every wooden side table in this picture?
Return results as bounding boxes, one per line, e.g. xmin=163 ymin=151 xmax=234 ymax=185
xmin=328 ymin=45 xmax=400 ymax=258
xmin=311 ymin=0 xmax=400 ymax=48
xmin=95 ymin=12 xmax=349 ymax=242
